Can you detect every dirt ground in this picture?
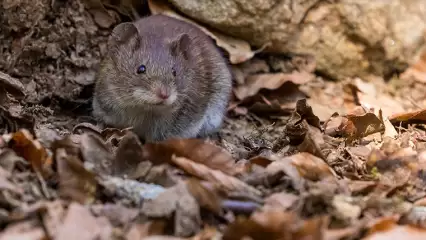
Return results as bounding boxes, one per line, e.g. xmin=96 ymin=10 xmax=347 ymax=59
xmin=2 ymin=0 xmax=426 ymax=239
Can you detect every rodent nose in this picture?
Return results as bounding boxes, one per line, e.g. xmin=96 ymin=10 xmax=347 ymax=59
xmin=157 ymin=87 xmax=170 ymax=100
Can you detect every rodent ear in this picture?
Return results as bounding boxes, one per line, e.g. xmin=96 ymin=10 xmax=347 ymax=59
xmin=108 ymin=22 xmax=140 ymax=50
xmin=170 ymin=34 xmax=191 ymax=60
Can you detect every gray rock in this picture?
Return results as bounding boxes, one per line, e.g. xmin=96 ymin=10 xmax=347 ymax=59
xmin=168 ymin=0 xmax=426 ymax=79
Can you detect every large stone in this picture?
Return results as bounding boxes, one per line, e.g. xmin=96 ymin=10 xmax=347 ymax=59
xmin=168 ymin=0 xmax=426 ymax=79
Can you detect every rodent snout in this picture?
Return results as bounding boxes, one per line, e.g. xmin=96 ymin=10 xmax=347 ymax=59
xmin=155 ymin=85 xmax=177 ymax=105
xmin=157 ymin=87 xmax=171 ymax=100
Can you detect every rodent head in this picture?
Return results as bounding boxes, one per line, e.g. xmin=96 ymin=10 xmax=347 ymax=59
xmin=100 ymin=21 xmax=194 ymax=110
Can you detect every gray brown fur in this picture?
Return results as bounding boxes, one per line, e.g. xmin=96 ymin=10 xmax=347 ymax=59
xmin=92 ymin=14 xmax=232 ymax=142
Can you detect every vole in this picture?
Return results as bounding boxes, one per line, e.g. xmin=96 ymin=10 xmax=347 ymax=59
xmin=92 ymin=14 xmax=233 ymax=142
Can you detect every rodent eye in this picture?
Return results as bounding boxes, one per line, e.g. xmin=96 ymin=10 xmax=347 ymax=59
xmin=172 ymin=68 xmax=177 ymax=77
xmin=137 ymin=65 xmax=146 ymax=74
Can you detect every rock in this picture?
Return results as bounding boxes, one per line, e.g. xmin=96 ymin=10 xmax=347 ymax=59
xmin=168 ymin=0 xmax=426 ymax=79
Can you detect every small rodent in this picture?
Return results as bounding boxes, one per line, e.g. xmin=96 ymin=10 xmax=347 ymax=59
xmin=92 ymin=14 xmax=233 ymax=142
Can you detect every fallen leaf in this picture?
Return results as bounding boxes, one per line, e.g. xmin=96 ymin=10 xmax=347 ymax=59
xmin=186 ymin=179 xmax=223 ymax=215
xmin=56 ymin=148 xmax=97 ymax=204
xmin=143 ymin=138 xmax=236 ymax=176
xmin=350 ymin=77 xmax=405 ymax=117
xmin=0 ymin=165 xmax=22 ymax=195
xmin=389 ymin=108 xmax=426 ymax=124
xmin=379 ymin=110 xmax=398 ymax=139
xmin=147 ymin=0 xmax=255 ymax=64
xmin=342 ymin=110 xmax=385 ymax=140
xmin=125 ymin=220 xmax=167 ymax=240
xmin=263 ymin=192 xmax=299 ymax=211
xmin=90 ymin=204 xmax=139 ymax=226
xmin=223 ymin=209 xmax=327 ymax=240
xmin=81 ymin=0 xmax=118 ymax=28
xmin=80 ymin=133 xmax=114 ymax=176
xmin=364 ymin=216 xmax=426 ymax=240
xmin=0 ymin=220 xmax=46 ymax=240
xmin=234 ymin=71 xmax=314 ymax=100
xmin=265 ymin=154 xmax=304 ymax=191
xmin=141 ymin=181 xmax=201 ymax=237
xmin=0 ymin=71 xmax=25 ymax=97
xmin=171 ymin=156 xmax=262 ymax=197
xmin=113 ymin=131 xmax=147 ymax=178
xmin=55 ymin=202 xmax=113 ymax=240
xmin=290 ymin=152 xmax=337 ymax=182
xmin=222 ymin=210 xmax=298 ymax=240
xmin=9 ymin=129 xmax=52 ymax=177
xmin=0 ymin=106 xmax=34 ymax=135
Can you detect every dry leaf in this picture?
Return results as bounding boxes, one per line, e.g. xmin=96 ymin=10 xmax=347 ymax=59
xmin=364 ymin=216 xmax=426 ymax=240
xmin=55 ymin=203 xmax=113 ymax=240
xmin=222 ymin=210 xmax=327 ymax=240
xmin=141 ymin=182 xmax=201 ymax=237
xmin=263 ymin=192 xmax=299 ymax=211
xmin=80 ymin=133 xmax=114 ymax=176
xmin=143 ymin=138 xmax=236 ymax=176
xmin=0 ymin=71 xmax=25 ymax=97
xmin=234 ymin=71 xmax=314 ymax=101
xmin=390 ymin=108 xmax=426 ymax=123
xmin=290 ymin=152 xmax=337 ymax=181
xmin=0 ymin=220 xmax=46 ymax=240
xmin=171 ymin=156 xmax=262 ymax=197
xmin=56 ymin=148 xmax=97 ymax=204
xmin=265 ymin=154 xmax=304 ymax=190
xmin=125 ymin=220 xmax=167 ymax=240
xmin=147 ymin=0 xmax=255 ymax=64
xmin=81 ymin=0 xmax=118 ymax=28
xmin=342 ymin=111 xmax=385 ymax=139
xmin=222 ymin=210 xmax=298 ymax=240
xmin=10 ymin=129 xmax=52 ymax=177
xmin=90 ymin=204 xmax=139 ymax=226
xmin=186 ymin=179 xmax=223 ymax=215
xmin=112 ymin=131 xmax=146 ymax=178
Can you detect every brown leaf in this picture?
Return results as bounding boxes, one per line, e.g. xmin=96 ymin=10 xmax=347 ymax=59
xmin=263 ymin=192 xmax=299 ymax=211
xmin=265 ymin=154 xmax=304 ymax=190
xmin=290 ymin=152 xmax=337 ymax=181
xmin=125 ymin=220 xmax=167 ymax=240
xmin=186 ymin=179 xmax=223 ymax=214
xmin=297 ymin=124 xmax=327 ymax=160
xmin=56 ymin=148 xmax=97 ymax=204
xmin=81 ymin=0 xmax=118 ymax=28
xmin=390 ymin=108 xmax=426 ymax=124
xmin=222 ymin=210 xmax=298 ymax=240
xmin=343 ymin=111 xmax=385 ymax=139
xmin=0 ymin=220 xmax=46 ymax=240
xmin=234 ymin=71 xmax=314 ymax=101
xmin=0 ymin=71 xmax=25 ymax=97
xmin=90 ymin=204 xmax=139 ymax=226
xmin=364 ymin=216 xmax=426 ymax=240
xmin=80 ymin=133 xmax=114 ymax=176
xmin=141 ymin=182 xmax=201 ymax=237
xmin=10 ymin=129 xmax=52 ymax=177
xmin=55 ymin=203 xmax=113 ymax=240
xmin=171 ymin=156 xmax=262 ymax=197
xmin=143 ymin=138 xmax=236 ymax=176
xmin=39 ymin=200 xmax=65 ymax=239
xmin=222 ymin=210 xmax=327 ymax=240
xmin=147 ymin=0 xmax=255 ymax=64
xmin=113 ymin=131 xmax=147 ymax=178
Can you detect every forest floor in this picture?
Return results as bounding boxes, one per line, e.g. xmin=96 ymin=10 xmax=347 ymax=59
xmin=1 ymin=0 xmax=426 ymax=240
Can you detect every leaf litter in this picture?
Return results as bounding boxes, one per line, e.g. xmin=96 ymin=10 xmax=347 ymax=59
xmin=1 ymin=0 xmax=426 ymax=239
